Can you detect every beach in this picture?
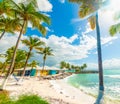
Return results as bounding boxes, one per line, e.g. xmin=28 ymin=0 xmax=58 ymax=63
xmin=0 ymin=76 xmax=117 ymax=104
xmin=4 ymin=77 xmax=95 ymax=104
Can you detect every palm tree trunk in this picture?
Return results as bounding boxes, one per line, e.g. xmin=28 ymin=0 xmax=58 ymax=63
xmin=0 ymin=30 xmax=5 ymax=40
xmin=10 ymin=65 xmax=15 ymax=74
xmin=42 ymin=57 xmax=46 ymax=71
xmin=40 ymin=58 xmax=45 ymax=78
xmin=20 ymin=49 xmax=32 ymax=80
xmin=0 ymin=20 xmax=26 ymax=90
xmin=95 ymin=12 xmax=104 ymax=104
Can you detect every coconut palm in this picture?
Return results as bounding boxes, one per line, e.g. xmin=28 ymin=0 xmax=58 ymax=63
xmin=71 ymin=65 xmax=75 ymax=69
xmin=66 ymin=63 xmax=71 ymax=70
xmin=10 ymin=48 xmax=28 ymax=74
xmin=0 ymin=17 xmax=21 ymax=40
xmin=21 ymin=36 xmax=45 ymax=78
xmin=0 ymin=0 xmax=12 ymax=15
xmin=7 ymin=1 xmax=50 ymax=75
xmin=0 ymin=47 xmax=27 ymax=79
xmin=0 ymin=47 xmax=27 ymax=74
xmin=60 ymin=61 xmax=66 ymax=69
xmin=69 ymin=0 xmax=108 ymax=103
xmin=29 ymin=60 xmax=39 ymax=69
xmin=109 ymin=7 xmax=120 ymax=36
xmin=0 ymin=1 xmax=50 ymax=90
xmin=83 ymin=63 xmax=87 ymax=69
xmin=109 ymin=24 xmax=120 ymax=36
xmin=37 ymin=47 xmax=53 ymax=70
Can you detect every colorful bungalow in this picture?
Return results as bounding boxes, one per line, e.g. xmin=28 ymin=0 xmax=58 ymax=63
xmin=14 ymin=66 xmax=67 ymax=77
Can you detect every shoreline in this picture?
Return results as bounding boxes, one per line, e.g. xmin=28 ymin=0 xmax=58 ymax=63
xmin=1 ymin=76 xmax=119 ymax=104
xmin=4 ymin=77 xmax=95 ymax=104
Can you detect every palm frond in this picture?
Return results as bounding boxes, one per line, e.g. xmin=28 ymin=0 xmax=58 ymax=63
xmin=88 ymin=16 xmax=96 ymax=30
xmin=109 ymin=23 xmax=120 ymax=36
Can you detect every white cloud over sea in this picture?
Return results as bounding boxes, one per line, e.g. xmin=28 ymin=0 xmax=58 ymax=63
xmin=87 ymin=58 xmax=120 ymax=69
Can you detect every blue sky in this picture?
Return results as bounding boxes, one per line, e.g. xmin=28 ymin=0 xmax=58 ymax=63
xmin=0 ymin=0 xmax=120 ymax=69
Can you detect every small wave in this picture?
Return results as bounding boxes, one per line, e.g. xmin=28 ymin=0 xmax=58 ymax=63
xmin=104 ymin=75 xmax=120 ymax=79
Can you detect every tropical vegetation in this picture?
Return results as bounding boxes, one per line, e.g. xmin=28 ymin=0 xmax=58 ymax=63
xmin=37 ymin=47 xmax=54 ymax=70
xmin=109 ymin=12 xmax=120 ymax=36
xmin=21 ymin=36 xmax=45 ymax=78
xmin=0 ymin=90 xmax=49 ymax=104
xmin=60 ymin=61 xmax=87 ymax=72
xmin=0 ymin=0 xmax=117 ymax=103
xmin=0 ymin=47 xmax=28 ymax=76
xmin=0 ymin=0 xmax=50 ymax=90
xmin=29 ymin=60 xmax=39 ymax=69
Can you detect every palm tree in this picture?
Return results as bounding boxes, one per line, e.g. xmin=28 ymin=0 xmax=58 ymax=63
xmin=71 ymin=65 xmax=75 ymax=69
xmin=83 ymin=63 xmax=87 ymax=69
xmin=66 ymin=63 xmax=71 ymax=70
xmin=37 ymin=47 xmax=53 ymax=70
xmin=0 ymin=17 xmax=21 ymax=40
xmin=0 ymin=47 xmax=27 ymax=79
xmin=60 ymin=61 xmax=66 ymax=69
xmin=69 ymin=0 xmax=108 ymax=103
xmin=0 ymin=1 xmax=50 ymax=90
xmin=29 ymin=60 xmax=39 ymax=69
xmin=0 ymin=47 xmax=27 ymax=74
xmin=21 ymin=36 xmax=45 ymax=78
xmin=10 ymin=48 xmax=28 ymax=74
xmin=0 ymin=0 xmax=11 ymax=15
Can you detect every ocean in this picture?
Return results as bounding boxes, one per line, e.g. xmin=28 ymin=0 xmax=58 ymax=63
xmin=67 ymin=69 xmax=120 ymax=100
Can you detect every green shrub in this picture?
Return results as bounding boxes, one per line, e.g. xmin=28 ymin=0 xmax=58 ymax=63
xmin=14 ymin=95 xmax=49 ymax=104
xmin=0 ymin=91 xmax=49 ymax=104
xmin=0 ymin=90 xmax=13 ymax=104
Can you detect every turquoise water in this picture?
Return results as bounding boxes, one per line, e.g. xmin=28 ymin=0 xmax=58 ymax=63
xmin=67 ymin=69 xmax=120 ymax=100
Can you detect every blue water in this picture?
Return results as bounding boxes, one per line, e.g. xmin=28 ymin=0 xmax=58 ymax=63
xmin=67 ymin=69 xmax=120 ymax=100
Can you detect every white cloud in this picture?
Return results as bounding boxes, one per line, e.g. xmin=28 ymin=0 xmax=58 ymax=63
xmin=13 ymin=0 xmax=52 ymax=12
xmin=101 ymin=36 xmax=118 ymax=45
xmin=0 ymin=34 xmax=24 ymax=54
xmin=59 ymin=0 xmax=65 ymax=3
xmin=36 ymin=34 xmax=97 ymax=66
xmin=81 ymin=18 xmax=118 ymax=47
xmin=37 ymin=0 xmax=53 ymax=12
xmin=87 ymin=63 xmax=98 ymax=70
xmin=103 ymin=58 xmax=120 ymax=69
xmin=39 ymin=33 xmax=118 ymax=67
xmin=84 ymin=22 xmax=93 ymax=34
xmin=71 ymin=18 xmax=81 ymax=23
xmin=0 ymin=33 xmax=119 ymax=67
xmin=80 ymin=34 xmax=96 ymax=50
xmin=87 ymin=58 xmax=120 ymax=69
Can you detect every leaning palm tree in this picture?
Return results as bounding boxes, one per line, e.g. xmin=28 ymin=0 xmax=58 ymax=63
xmin=37 ymin=47 xmax=54 ymax=70
xmin=21 ymin=36 xmax=45 ymax=79
xmin=10 ymin=48 xmax=28 ymax=74
xmin=0 ymin=1 xmax=50 ymax=90
xmin=69 ymin=0 xmax=108 ymax=103
xmin=7 ymin=1 xmax=50 ymax=75
xmin=0 ymin=17 xmax=21 ymax=40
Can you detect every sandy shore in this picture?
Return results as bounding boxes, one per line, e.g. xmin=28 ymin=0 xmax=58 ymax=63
xmin=0 ymin=76 xmax=118 ymax=104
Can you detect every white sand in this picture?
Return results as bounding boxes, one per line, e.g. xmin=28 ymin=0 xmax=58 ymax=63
xmin=3 ymin=77 xmax=95 ymax=104
xmin=1 ymin=77 xmax=117 ymax=104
